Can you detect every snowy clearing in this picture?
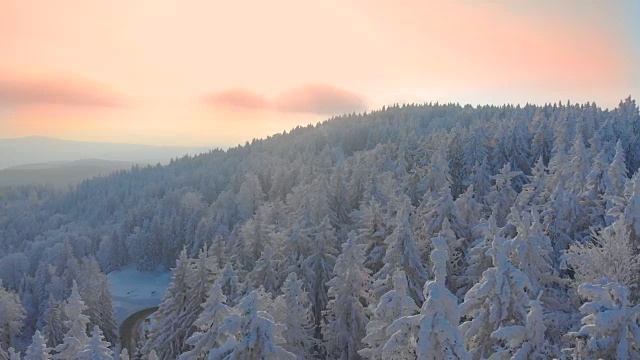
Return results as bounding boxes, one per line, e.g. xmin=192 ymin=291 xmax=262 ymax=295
xmin=107 ymin=267 xmax=170 ymax=324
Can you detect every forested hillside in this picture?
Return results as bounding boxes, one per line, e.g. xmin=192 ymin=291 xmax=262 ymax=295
xmin=2 ymin=98 xmax=640 ymax=359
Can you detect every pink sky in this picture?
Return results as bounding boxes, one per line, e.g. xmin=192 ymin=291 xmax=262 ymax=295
xmin=1 ymin=0 xmax=638 ymax=146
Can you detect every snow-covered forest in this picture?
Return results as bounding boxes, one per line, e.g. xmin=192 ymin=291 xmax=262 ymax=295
xmin=2 ymin=98 xmax=640 ymax=359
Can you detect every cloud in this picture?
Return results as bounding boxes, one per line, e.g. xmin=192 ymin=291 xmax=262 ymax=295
xmin=274 ymin=84 xmax=366 ymax=115
xmin=0 ymin=74 xmax=128 ymax=108
xmin=202 ymin=84 xmax=367 ymax=115
xmin=201 ymin=89 xmax=270 ymax=110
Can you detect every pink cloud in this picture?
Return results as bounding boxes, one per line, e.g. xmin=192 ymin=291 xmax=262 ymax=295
xmin=202 ymin=84 xmax=367 ymax=115
xmin=201 ymin=89 xmax=270 ymax=110
xmin=274 ymin=84 xmax=366 ymax=115
xmin=0 ymin=73 xmax=128 ymax=108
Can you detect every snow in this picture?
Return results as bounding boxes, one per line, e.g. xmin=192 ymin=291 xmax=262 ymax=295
xmin=107 ymin=267 xmax=170 ymax=324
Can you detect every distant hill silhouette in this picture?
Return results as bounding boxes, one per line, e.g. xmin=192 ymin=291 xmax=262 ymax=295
xmin=0 ymin=136 xmax=213 ymax=170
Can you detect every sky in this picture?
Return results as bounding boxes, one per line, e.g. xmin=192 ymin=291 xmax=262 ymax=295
xmin=1 ymin=0 xmax=639 ymax=147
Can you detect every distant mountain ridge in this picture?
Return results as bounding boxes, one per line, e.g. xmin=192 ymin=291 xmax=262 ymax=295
xmin=0 ymin=136 xmax=213 ymax=170
xmin=0 ymin=158 xmax=142 ymax=188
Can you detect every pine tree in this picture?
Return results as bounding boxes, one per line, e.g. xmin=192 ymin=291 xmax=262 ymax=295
xmin=359 ymin=271 xmax=419 ymax=360
xmin=322 ymin=232 xmax=371 ymax=360
xmin=415 ymin=237 xmax=469 ymax=360
xmin=516 ymin=156 xmax=549 ymax=209
xmin=569 ymin=280 xmax=640 ymax=359
xmin=487 ymin=163 xmax=521 ymax=227
xmin=76 ymin=326 xmax=113 ymax=360
xmin=53 ymin=281 xmax=90 ymax=360
xmin=469 ymin=159 xmax=493 ymax=205
xmin=179 ymin=282 xmax=232 ymax=360
xmin=218 ymin=262 xmax=240 ymax=306
xmin=490 ymin=293 xmax=550 ymax=360
xmin=608 ymin=169 xmax=640 ymax=244
xmin=567 ymin=136 xmax=590 ymax=193
xmin=373 ymin=197 xmax=428 ymax=304
xmin=0 ymin=284 xmax=25 ymax=355
xmin=272 ymin=272 xmax=315 ymax=359
xmin=247 ymin=245 xmax=279 ymax=294
xmin=459 ymin=236 xmax=532 ymax=359
xmin=41 ymin=293 xmax=65 ymax=347
xmin=218 ymin=291 xmax=295 ymax=360
xmin=302 ymin=216 xmax=338 ymax=338
xmin=506 ymin=207 xmax=557 ymax=295
xmin=357 ymin=200 xmax=388 ymax=275
xmin=580 ymin=150 xmax=609 ymax=228
xmin=607 ymin=139 xmax=629 ymax=199
xmin=414 ymin=181 xmax=461 ymax=259
xmin=25 ymin=330 xmax=52 ymax=360
xmin=460 ymin=213 xmax=500 ymax=299
xmin=141 ymin=249 xmax=193 ymax=359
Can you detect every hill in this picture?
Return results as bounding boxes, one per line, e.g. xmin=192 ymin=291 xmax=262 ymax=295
xmin=0 ymin=136 xmax=213 ymax=170
xmin=1 ymin=98 xmax=640 ymax=358
xmin=0 ymin=159 xmax=141 ymax=189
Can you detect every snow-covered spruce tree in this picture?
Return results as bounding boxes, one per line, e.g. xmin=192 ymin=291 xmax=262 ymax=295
xmin=469 ymin=158 xmax=493 ymax=206
xmin=356 ymin=199 xmax=388 ymax=275
xmin=515 ymin=156 xmax=549 ymax=210
xmin=272 ymin=272 xmax=315 ymax=359
xmin=569 ymin=279 xmax=640 ymax=359
xmin=454 ymin=184 xmax=484 ymax=244
xmin=218 ymin=290 xmax=295 ymax=360
xmin=41 ymin=295 xmax=64 ymax=348
xmin=607 ymin=139 xmax=629 ymax=200
xmin=543 ymin=180 xmax=583 ymax=256
xmin=141 ymin=248 xmax=194 ymax=359
xmin=302 ymin=216 xmax=338 ymax=338
xmin=53 ymin=281 xmax=90 ymax=360
xmin=506 ymin=207 xmax=557 ymax=295
xmin=608 ymin=168 xmax=640 ymax=244
xmin=76 ymin=325 xmax=113 ymax=360
xmin=247 ymin=245 xmax=279 ymax=294
xmin=421 ymin=147 xmax=452 ymax=196
xmin=372 ymin=196 xmax=428 ymax=304
xmin=567 ymin=135 xmax=591 ymax=195
xmin=486 ymin=163 xmax=521 ymax=227
xmin=459 ymin=236 xmax=532 ymax=360
xmin=179 ymin=282 xmax=233 ymax=360
xmin=530 ymin=110 xmax=553 ymax=167
xmin=218 ymin=262 xmax=240 ymax=306
xmin=25 ymin=330 xmax=52 ymax=360
xmin=414 ymin=178 xmax=462 ymax=258
xmin=359 ymin=271 xmax=419 ymax=360
xmin=492 ymin=120 xmax=531 ymax=191
xmin=579 ymin=150 xmax=610 ymax=228
xmin=182 ymin=245 xmax=218 ymax=340
xmin=415 ymin=236 xmax=470 ymax=360
xmin=76 ymin=257 xmax=117 ymax=345
xmin=0 ymin=283 xmax=25 ymax=356
xmin=322 ymin=232 xmax=371 ymax=360
xmin=460 ymin=212 xmax=501 ymax=299
xmin=490 ymin=292 xmax=550 ymax=360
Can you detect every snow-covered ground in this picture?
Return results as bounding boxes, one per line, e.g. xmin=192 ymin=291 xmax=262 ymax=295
xmin=107 ymin=267 xmax=171 ymax=324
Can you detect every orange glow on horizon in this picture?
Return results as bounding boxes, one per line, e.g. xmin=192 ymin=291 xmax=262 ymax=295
xmin=1 ymin=0 xmax=638 ymax=146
